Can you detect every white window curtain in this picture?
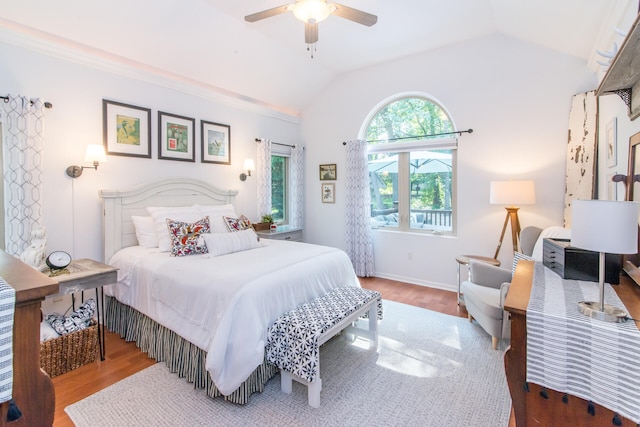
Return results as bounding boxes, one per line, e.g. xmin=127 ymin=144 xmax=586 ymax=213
xmin=289 ymin=145 xmax=304 ymax=228
xmin=345 ymin=139 xmax=375 ymax=276
xmin=0 ymin=96 xmax=45 ymax=255
xmin=256 ymin=138 xmax=272 ymax=219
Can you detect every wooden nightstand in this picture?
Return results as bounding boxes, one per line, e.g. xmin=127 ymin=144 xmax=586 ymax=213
xmin=256 ymin=226 xmax=303 ymax=242
xmin=47 ymin=258 xmax=117 ymax=360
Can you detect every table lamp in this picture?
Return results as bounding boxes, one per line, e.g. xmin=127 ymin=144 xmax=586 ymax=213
xmin=571 ymin=199 xmax=640 ymax=322
xmin=490 ymin=180 xmax=536 ymax=259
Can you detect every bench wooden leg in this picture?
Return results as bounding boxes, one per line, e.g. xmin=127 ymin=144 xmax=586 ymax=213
xmin=308 ymin=378 xmax=322 ymax=408
xmin=368 ymin=303 xmax=378 ymax=348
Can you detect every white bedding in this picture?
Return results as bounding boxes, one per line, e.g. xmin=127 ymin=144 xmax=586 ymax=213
xmin=105 ymin=239 xmax=359 ymax=395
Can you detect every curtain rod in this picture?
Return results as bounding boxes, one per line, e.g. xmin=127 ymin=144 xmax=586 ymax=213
xmin=1 ymin=95 xmax=53 ymax=109
xmin=254 ymin=138 xmax=298 ymax=148
xmin=342 ymin=128 xmax=473 ymax=145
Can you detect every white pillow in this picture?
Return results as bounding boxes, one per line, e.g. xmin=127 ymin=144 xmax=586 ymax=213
xmin=131 ymin=216 xmax=159 ymax=247
xmin=195 ymin=204 xmax=238 ymax=234
xmin=40 ymin=320 xmax=59 ymax=342
xmin=531 ymin=226 xmax=572 ymax=261
xmin=147 ymin=206 xmax=201 ymax=252
xmin=201 ymin=228 xmax=260 ymax=257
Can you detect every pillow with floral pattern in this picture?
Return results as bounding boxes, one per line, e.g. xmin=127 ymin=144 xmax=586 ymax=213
xmin=167 ymin=216 xmax=210 ymax=257
xmin=223 ymin=214 xmax=252 ymax=232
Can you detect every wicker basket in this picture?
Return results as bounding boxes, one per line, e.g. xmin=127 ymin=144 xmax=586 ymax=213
xmin=252 ymin=222 xmax=272 ymax=231
xmin=40 ymin=324 xmax=98 ymax=378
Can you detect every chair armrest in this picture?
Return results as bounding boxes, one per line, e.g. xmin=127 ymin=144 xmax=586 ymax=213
xmin=469 ymin=260 xmax=512 ymax=289
xmin=500 ymin=282 xmax=511 ymax=308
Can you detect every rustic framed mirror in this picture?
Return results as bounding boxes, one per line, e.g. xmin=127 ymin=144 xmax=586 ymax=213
xmin=622 ymin=131 xmax=640 ymax=284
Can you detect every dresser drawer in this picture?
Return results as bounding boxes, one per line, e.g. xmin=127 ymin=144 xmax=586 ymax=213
xmin=257 ymin=228 xmax=303 ymax=242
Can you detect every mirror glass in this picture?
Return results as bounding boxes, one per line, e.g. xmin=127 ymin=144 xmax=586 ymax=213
xmin=624 ymin=131 xmax=640 ymax=283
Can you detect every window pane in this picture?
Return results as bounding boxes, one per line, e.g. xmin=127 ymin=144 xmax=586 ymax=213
xmin=369 ymin=152 xmax=399 ymax=228
xmin=409 ymin=150 xmax=452 ymax=231
xmin=271 ymin=155 xmax=287 ymax=222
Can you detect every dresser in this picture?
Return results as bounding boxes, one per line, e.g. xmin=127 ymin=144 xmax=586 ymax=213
xmin=256 ymin=226 xmax=303 ymax=242
xmin=504 ymin=261 xmax=640 ymax=426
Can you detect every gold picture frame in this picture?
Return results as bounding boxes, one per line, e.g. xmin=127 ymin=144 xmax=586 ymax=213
xmin=319 ymin=164 xmax=336 ymax=180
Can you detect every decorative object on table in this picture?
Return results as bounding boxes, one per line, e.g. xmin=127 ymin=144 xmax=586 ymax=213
xmin=102 ymin=99 xmax=151 ymax=158
xmin=158 ymin=111 xmax=195 ymax=162
xmin=542 ymin=238 xmax=621 ymax=284
xmin=19 ymin=226 xmax=47 ymax=270
xmin=239 ymin=159 xmax=255 ymax=181
xmin=252 ymin=214 xmax=273 ymax=231
xmin=319 ymin=163 xmax=336 ymax=180
xmin=571 ymin=199 xmax=639 ymax=322
xmin=66 ymin=144 xmax=107 ymax=178
xmin=201 ymin=120 xmax=230 ymax=165
xmin=322 ymin=183 xmax=335 ymax=203
xmin=270 ymin=223 xmax=278 ymax=232
xmin=45 ymin=251 xmax=72 ymax=272
xmin=489 ymin=180 xmax=536 ymax=258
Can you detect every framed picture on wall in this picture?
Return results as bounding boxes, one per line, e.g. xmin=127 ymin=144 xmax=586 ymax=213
xmin=319 ymin=164 xmax=337 ymax=180
xmin=606 ymin=117 xmax=617 ymax=167
xmin=322 ymin=183 xmax=335 ymax=203
xmin=200 ymin=120 xmax=231 ymax=164
xmin=158 ymin=111 xmax=195 ymax=162
xmin=102 ymin=99 xmax=151 ymax=158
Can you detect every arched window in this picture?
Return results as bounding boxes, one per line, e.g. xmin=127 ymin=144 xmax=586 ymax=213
xmin=364 ymin=95 xmax=456 ymax=233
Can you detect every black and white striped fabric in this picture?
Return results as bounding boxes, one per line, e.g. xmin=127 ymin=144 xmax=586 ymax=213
xmin=265 ymin=287 xmax=382 ymax=383
xmin=0 ymin=278 xmax=15 ymax=404
xmin=526 ymin=262 xmax=640 ymax=423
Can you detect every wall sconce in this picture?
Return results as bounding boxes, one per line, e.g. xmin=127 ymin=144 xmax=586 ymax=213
xmin=66 ymin=144 xmax=107 ymax=178
xmin=239 ymin=159 xmax=255 ymax=181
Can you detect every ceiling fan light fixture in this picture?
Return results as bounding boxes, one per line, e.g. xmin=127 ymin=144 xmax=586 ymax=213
xmin=293 ymin=0 xmax=332 ymax=23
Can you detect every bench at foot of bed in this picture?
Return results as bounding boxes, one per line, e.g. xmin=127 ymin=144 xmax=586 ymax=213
xmin=265 ymin=286 xmax=382 ymax=408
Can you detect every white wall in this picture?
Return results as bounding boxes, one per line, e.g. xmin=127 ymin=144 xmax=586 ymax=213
xmin=0 ymin=41 xmax=301 ymax=263
xmin=301 ymin=33 xmax=597 ymax=291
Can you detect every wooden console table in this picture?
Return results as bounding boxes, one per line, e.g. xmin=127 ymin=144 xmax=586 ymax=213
xmin=504 ymin=261 xmax=640 ymax=426
xmin=0 ymin=250 xmax=58 ymax=426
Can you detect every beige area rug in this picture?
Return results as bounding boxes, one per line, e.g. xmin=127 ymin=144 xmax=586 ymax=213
xmin=66 ymin=301 xmax=511 ymax=426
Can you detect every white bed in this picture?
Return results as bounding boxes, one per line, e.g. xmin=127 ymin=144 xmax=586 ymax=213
xmin=100 ymin=178 xmax=359 ymax=403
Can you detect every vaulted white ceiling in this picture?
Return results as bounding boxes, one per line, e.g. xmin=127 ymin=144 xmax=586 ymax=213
xmin=0 ymin=0 xmax=632 ymax=116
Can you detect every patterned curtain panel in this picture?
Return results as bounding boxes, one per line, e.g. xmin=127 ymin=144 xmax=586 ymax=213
xmin=256 ymin=138 xmax=272 ymax=219
xmin=0 ymin=96 xmax=45 ymax=255
xmin=345 ymin=139 xmax=375 ymax=276
xmin=289 ymin=145 xmax=304 ymax=228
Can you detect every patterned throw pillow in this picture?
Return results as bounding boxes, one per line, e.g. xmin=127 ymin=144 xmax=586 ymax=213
xmin=512 ymin=252 xmax=534 ymax=275
xmin=167 ymin=216 xmax=210 ymax=257
xmin=223 ymin=215 xmax=252 ymax=232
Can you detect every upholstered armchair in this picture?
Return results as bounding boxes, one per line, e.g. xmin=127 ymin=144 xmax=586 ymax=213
xmin=461 ymin=226 xmax=543 ymax=349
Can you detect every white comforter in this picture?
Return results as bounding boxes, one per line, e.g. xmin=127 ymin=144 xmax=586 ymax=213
xmin=105 ymin=239 xmax=359 ymax=395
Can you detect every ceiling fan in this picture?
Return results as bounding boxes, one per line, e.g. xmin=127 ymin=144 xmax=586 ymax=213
xmin=245 ymin=0 xmax=377 ymax=55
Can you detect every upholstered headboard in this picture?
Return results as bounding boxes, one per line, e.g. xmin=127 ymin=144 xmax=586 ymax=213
xmin=99 ymin=177 xmax=238 ymax=262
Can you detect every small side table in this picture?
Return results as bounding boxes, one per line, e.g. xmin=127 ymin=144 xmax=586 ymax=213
xmin=455 ymin=255 xmax=501 ymax=305
xmin=47 ymin=258 xmax=117 ymax=360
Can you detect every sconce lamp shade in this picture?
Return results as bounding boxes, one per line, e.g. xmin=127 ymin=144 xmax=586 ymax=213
xmin=571 ymin=200 xmax=639 ymax=254
xmin=490 ymin=180 xmax=536 ymax=206
xmin=243 ymin=158 xmax=256 ymax=173
xmin=85 ymin=144 xmax=107 ymax=163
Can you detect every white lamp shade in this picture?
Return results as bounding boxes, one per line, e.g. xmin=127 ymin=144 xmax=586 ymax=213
xmin=85 ymin=144 xmax=107 ymax=163
xmin=490 ymin=180 xmax=536 ymax=205
xmin=243 ymin=158 xmax=255 ymax=172
xmin=571 ymin=199 xmax=640 ymax=254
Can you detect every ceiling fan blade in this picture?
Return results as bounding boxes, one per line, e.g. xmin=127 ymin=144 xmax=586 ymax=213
xmin=331 ymin=3 xmax=377 ymax=26
xmin=305 ymin=21 xmax=318 ymax=44
xmin=244 ymin=5 xmax=290 ymax=23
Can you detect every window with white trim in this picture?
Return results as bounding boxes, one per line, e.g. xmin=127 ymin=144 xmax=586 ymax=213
xmin=366 ymin=95 xmax=456 ymax=233
xmin=271 ymin=145 xmax=290 ymax=223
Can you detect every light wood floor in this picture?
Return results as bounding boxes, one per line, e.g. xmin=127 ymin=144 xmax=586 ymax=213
xmin=51 ymin=277 xmax=469 ymax=427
